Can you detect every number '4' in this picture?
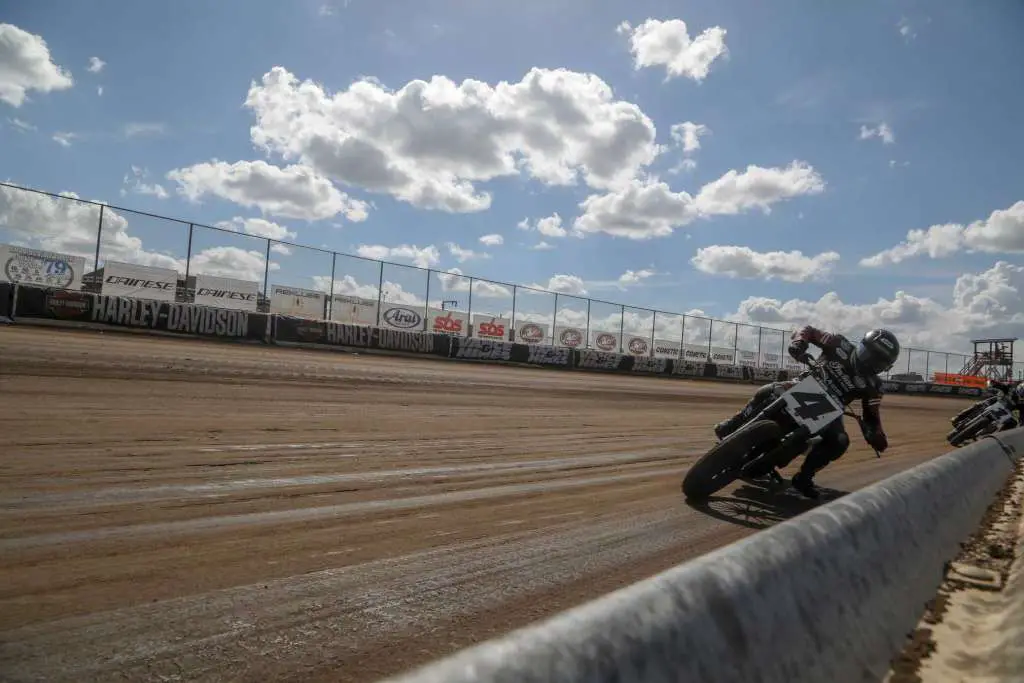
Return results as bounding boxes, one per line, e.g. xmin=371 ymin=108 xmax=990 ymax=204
xmin=790 ymin=391 xmax=836 ymax=420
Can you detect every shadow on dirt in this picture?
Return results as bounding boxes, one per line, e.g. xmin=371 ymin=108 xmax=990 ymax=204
xmin=686 ymin=479 xmax=849 ymax=530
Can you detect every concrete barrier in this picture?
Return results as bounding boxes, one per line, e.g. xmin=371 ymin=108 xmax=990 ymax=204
xmin=383 ymin=430 xmax=1024 ymax=683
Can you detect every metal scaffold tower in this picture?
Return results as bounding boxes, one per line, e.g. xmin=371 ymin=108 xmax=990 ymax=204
xmin=960 ymin=338 xmax=1017 ymax=380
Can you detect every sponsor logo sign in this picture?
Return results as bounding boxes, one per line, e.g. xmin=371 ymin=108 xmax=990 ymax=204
xmin=325 ymin=322 xmax=373 ymax=347
xmin=381 ymin=305 xmax=423 ymax=330
xmin=716 ymin=364 xmax=744 ymax=379
xmin=330 ymin=295 xmax=379 ymax=326
xmin=556 ymin=326 xmax=585 ymax=348
xmin=193 ymin=274 xmax=258 ymax=312
xmin=517 ymin=322 xmax=547 ymax=345
xmin=428 ymin=309 xmax=467 ymax=336
xmin=653 ymin=339 xmax=681 ymax=359
xmin=472 ymin=315 xmax=510 ymax=340
xmin=632 ymin=357 xmax=668 ymax=374
xmin=577 ymin=350 xmax=623 ymax=370
xmin=270 ymin=284 xmax=325 ymax=318
xmin=592 ymin=331 xmax=619 ymax=352
xmin=682 ymin=345 xmax=710 ymax=362
xmin=673 ymin=360 xmax=705 ymax=377
xmin=377 ymin=328 xmax=433 ymax=353
xmin=0 ymin=244 xmax=85 ymax=290
xmin=626 ymin=336 xmax=651 ymax=356
xmin=455 ymin=337 xmax=514 ymax=361
xmin=45 ymin=289 xmax=92 ymax=318
xmin=527 ymin=345 xmax=571 ymax=366
xmin=710 ymin=347 xmax=736 ymax=364
xmin=101 ymin=261 xmax=178 ymax=301
xmin=89 ymin=295 xmax=250 ymax=337
xmin=738 ymin=350 xmax=757 ymax=367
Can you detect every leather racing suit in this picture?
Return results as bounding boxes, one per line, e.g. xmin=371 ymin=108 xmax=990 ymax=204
xmin=714 ymin=325 xmax=890 ymax=496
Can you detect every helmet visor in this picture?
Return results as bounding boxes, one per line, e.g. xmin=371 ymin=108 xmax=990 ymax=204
xmin=856 ymin=341 xmax=895 ymax=375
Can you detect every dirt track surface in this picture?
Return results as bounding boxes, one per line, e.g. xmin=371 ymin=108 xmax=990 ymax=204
xmin=0 ymin=325 xmax=975 ymax=683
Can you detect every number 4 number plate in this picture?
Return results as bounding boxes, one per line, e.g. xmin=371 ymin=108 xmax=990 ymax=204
xmin=781 ymin=375 xmax=845 ymax=435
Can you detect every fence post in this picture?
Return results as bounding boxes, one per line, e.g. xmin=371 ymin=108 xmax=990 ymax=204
xmin=93 ymin=204 xmax=105 ymax=273
xmin=926 ymin=350 xmax=931 ymax=380
xmin=650 ymin=311 xmax=657 ymax=349
xmin=262 ymin=239 xmax=271 ymax=300
xmin=707 ymin=318 xmax=714 ymax=358
xmin=732 ymin=323 xmax=739 ymax=362
xmin=552 ymin=292 xmax=559 ymax=343
xmin=467 ymin=276 xmax=474 ymax=322
xmin=184 ymin=223 xmax=194 ymax=302
xmin=756 ymin=325 xmax=763 ymax=367
xmin=424 ymin=268 xmax=432 ymax=321
xmin=680 ymin=315 xmax=687 ymax=359
xmin=618 ymin=305 xmax=625 ymax=353
xmin=376 ymin=260 xmax=385 ymax=326
xmin=328 ymin=252 xmax=336 ymax=320
xmin=585 ymin=298 xmax=591 ymax=349
xmin=945 ymin=354 xmax=949 ymax=374
xmin=510 ymin=285 xmax=517 ymax=341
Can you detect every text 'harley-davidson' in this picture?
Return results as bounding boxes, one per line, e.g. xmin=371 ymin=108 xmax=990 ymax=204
xmin=681 ymin=359 xmax=878 ymax=502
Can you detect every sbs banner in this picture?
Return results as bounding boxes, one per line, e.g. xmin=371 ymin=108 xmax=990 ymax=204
xmin=471 ymin=315 xmax=510 ymax=341
xmin=193 ymin=274 xmax=259 ymax=311
xmin=427 ymin=308 xmax=468 ymax=336
xmin=0 ymin=244 xmax=85 ymax=290
xmin=100 ymin=261 xmax=178 ymax=301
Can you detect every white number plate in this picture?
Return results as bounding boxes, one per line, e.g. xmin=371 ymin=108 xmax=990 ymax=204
xmin=780 ymin=375 xmax=845 ymax=435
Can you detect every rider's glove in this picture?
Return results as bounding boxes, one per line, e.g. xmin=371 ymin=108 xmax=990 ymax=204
xmin=788 ymin=339 xmax=809 ymax=359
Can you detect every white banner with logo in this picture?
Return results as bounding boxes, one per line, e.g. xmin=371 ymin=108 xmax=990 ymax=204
xmin=270 ymin=284 xmax=325 ymax=318
xmin=710 ymin=346 xmax=736 ymax=365
xmin=193 ymin=274 xmax=259 ymax=311
xmin=555 ymin=326 xmax=585 ymax=348
xmin=737 ymin=349 xmax=758 ymax=367
xmin=380 ymin=303 xmax=425 ymax=331
xmin=516 ymin=321 xmax=549 ymax=345
xmin=331 ymin=295 xmax=379 ymax=326
xmin=590 ymin=330 xmax=620 ymax=353
xmin=98 ymin=260 xmax=178 ymax=301
xmin=624 ymin=335 xmax=652 ymax=356
xmin=653 ymin=339 xmax=681 ymax=358
xmin=471 ymin=314 xmax=510 ymax=340
xmin=427 ymin=308 xmax=468 ymax=336
xmin=682 ymin=344 xmax=710 ymax=363
xmin=761 ymin=352 xmax=782 ymax=369
xmin=0 ymin=244 xmax=85 ymax=290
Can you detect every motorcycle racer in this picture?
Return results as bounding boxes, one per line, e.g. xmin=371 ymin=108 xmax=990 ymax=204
xmin=713 ymin=327 xmax=901 ymax=499
xmin=954 ymin=378 xmax=1024 ymax=430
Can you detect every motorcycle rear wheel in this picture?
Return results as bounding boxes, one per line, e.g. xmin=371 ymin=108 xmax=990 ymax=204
xmin=947 ymin=415 xmax=991 ymax=447
xmin=682 ymin=420 xmax=782 ymax=501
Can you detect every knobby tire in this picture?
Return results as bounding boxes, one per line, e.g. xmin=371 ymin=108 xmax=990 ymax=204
xmin=682 ymin=420 xmax=782 ymax=501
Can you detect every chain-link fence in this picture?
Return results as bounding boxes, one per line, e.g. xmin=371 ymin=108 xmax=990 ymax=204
xmin=0 ymin=180 xmax=1007 ymax=376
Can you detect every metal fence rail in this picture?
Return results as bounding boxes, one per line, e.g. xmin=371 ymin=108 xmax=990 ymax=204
xmin=1 ymin=180 xmax=1016 ymax=379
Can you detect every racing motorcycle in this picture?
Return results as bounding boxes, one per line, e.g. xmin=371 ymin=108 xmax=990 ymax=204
xmin=682 ymin=358 xmax=878 ymax=502
xmin=946 ymin=379 xmax=1020 ymax=448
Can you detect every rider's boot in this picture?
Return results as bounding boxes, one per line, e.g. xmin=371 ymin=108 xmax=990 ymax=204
xmin=791 ymin=448 xmax=831 ymax=500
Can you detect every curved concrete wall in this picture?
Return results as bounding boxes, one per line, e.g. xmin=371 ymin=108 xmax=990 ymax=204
xmin=384 ymin=431 xmax=1024 ymax=683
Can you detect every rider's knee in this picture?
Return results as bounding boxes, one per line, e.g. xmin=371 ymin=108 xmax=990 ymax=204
xmin=831 ymin=431 xmax=851 ymax=460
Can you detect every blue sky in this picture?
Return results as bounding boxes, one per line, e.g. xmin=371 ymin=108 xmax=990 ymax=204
xmin=2 ymin=0 xmax=1023 ymax=364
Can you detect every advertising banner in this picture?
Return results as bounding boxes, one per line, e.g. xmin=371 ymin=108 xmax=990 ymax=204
xmin=653 ymin=339 xmax=681 ymax=359
xmin=427 ymin=308 xmax=468 ymax=336
xmin=624 ymin=335 xmax=652 ymax=357
xmin=710 ymin=346 xmax=736 ymax=365
xmin=274 ymin=316 xmax=449 ymax=356
xmin=100 ymin=261 xmax=178 ymax=301
xmin=193 ymin=274 xmax=259 ymax=311
xmin=761 ymin=352 xmax=782 ymax=369
xmin=554 ymin=325 xmax=585 ymax=349
xmin=0 ymin=244 xmax=85 ymax=290
xmin=331 ymin=295 xmax=378 ymax=326
xmin=682 ymin=344 xmax=710 ymax=363
xmin=471 ymin=314 xmax=511 ymax=341
xmin=379 ymin=303 xmax=425 ymax=331
xmin=270 ymin=284 xmax=325 ymax=319
xmin=515 ymin=321 xmax=548 ymax=345
xmin=590 ymin=330 xmax=620 ymax=353
xmin=737 ymin=349 xmax=758 ymax=367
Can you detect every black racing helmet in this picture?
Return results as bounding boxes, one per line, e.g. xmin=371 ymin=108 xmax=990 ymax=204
xmin=855 ymin=328 xmax=901 ymax=375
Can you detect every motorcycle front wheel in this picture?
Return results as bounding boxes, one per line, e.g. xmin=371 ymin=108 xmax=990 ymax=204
xmin=947 ymin=415 xmax=992 ymax=447
xmin=682 ymin=420 xmax=783 ymax=502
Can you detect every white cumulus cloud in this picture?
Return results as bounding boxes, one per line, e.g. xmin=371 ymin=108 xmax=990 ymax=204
xmin=447 ymin=242 xmax=490 ymax=262
xmin=859 ymin=122 xmax=895 ymax=144
xmin=86 ymin=56 xmax=105 ymax=73
xmin=692 ymin=245 xmax=840 ymax=282
xmin=167 ymin=159 xmax=368 ymax=222
xmin=0 ymin=23 xmax=74 ymax=107
xmin=215 ymin=216 xmax=297 ymax=242
xmin=355 ymin=243 xmax=440 ymax=269
xmin=478 ymin=233 xmax=504 ymax=246
xmin=861 ymin=200 xmax=1024 ymax=267
xmin=243 ymin=66 xmax=660 ymax=213
xmin=617 ymin=18 xmax=729 ymax=82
